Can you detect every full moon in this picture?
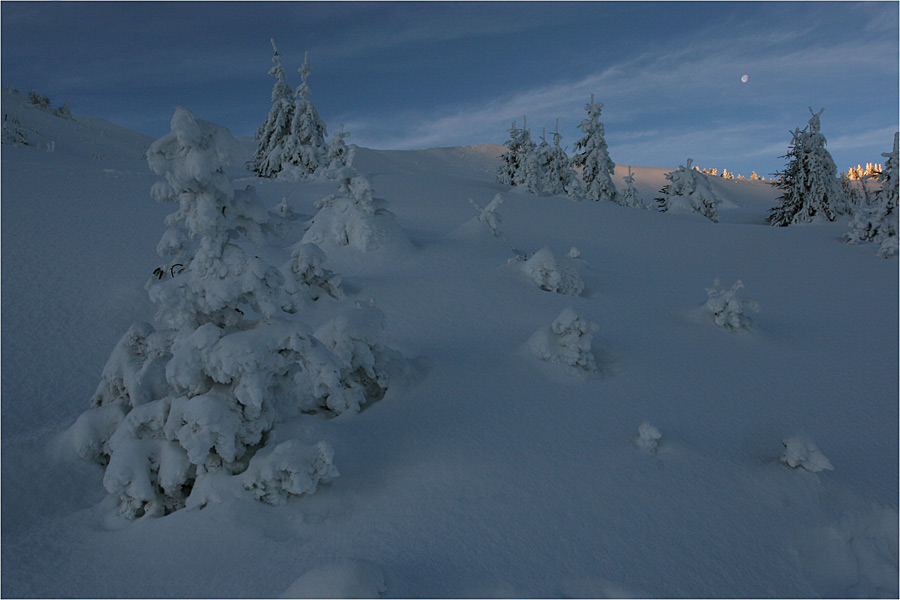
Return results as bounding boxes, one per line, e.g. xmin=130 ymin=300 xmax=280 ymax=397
xmin=741 ymin=74 xmax=749 ymax=83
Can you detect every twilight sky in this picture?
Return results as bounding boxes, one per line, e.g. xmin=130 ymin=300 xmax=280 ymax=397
xmin=2 ymin=1 xmax=897 ymax=177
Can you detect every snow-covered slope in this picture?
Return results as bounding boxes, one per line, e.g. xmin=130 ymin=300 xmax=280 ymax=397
xmin=2 ymin=101 xmax=897 ymax=598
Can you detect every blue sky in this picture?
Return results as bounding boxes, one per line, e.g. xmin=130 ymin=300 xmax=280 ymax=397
xmin=2 ymin=1 xmax=897 ymax=177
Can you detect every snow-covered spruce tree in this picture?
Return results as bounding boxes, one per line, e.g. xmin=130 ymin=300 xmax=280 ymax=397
xmin=845 ymin=132 xmax=899 ymax=257
xmin=248 ymin=39 xmax=296 ymax=178
xmin=621 ymin=166 xmax=644 ymax=208
xmin=496 ymin=121 xmax=522 ymax=186
xmin=69 ymin=108 xmax=398 ymax=518
xmin=322 ymin=123 xmax=355 ymax=179
xmin=656 ymin=158 xmax=722 ymax=222
xmin=704 ymin=279 xmax=760 ymax=331
xmin=538 ymin=122 xmax=578 ymax=196
xmin=281 ymin=51 xmax=328 ymax=178
xmin=573 ymin=94 xmax=619 ymax=204
xmin=767 ymin=108 xmax=848 ymax=226
xmin=528 ymin=308 xmax=598 ymax=371
xmin=497 ymin=117 xmax=538 ymax=190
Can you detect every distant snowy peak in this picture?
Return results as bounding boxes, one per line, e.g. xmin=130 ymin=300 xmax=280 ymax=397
xmin=1 ymin=87 xmax=153 ymax=161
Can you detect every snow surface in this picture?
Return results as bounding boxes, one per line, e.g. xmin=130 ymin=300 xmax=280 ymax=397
xmin=2 ymin=88 xmax=898 ymax=598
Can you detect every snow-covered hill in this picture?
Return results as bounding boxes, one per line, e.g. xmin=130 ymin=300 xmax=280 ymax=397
xmin=2 ymin=97 xmax=897 ymax=598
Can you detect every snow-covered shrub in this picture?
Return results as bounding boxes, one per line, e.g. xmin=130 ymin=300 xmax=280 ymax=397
xmin=704 ymin=279 xmax=760 ymax=331
xmin=469 ymin=194 xmax=504 ymax=237
xmin=301 ymin=172 xmax=407 ymax=252
xmin=520 ymin=247 xmax=584 ymax=296
xmin=528 ymin=308 xmax=598 ymax=371
xmin=573 ymin=95 xmax=619 ymax=204
xmin=781 ymin=433 xmax=833 ymax=472
xmin=845 ymin=132 xmax=898 ymax=258
xmin=656 ymin=158 xmax=722 ymax=222
xmin=242 ymin=440 xmax=339 ymax=505
xmin=635 ymin=422 xmax=662 ymax=454
xmin=768 ymin=108 xmax=848 ymax=226
xmin=284 ymin=242 xmax=344 ymax=304
xmin=314 ymin=303 xmax=404 ymax=411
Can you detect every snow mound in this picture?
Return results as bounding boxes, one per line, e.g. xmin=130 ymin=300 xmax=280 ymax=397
xmin=780 ymin=433 xmax=833 ymax=472
xmin=280 ymin=559 xmax=386 ymax=598
xmin=528 ymin=308 xmax=598 ymax=371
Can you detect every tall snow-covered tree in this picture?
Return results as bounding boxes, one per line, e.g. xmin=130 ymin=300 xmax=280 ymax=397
xmin=282 ymin=51 xmax=328 ymax=177
xmin=538 ymin=121 xmax=578 ymax=196
xmin=767 ymin=108 xmax=848 ymax=226
xmin=573 ymin=95 xmax=619 ymax=204
xmin=69 ymin=107 xmax=401 ymax=518
xmin=497 ymin=117 xmax=538 ymax=189
xmin=845 ymin=132 xmax=899 ymax=257
xmin=248 ymin=39 xmax=296 ymax=178
xmin=656 ymin=158 xmax=722 ymax=222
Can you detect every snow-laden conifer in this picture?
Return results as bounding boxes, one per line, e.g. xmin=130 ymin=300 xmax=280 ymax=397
xmin=70 ymin=108 xmax=403 ymax=518
xmin=656 ymin=158 xmax=722 ymax=222
xmin=248 ymin=39 xmax=296 ymax=178
xmin=322 ymin=124 xmax=355 ymax=179
xmin=528 ymin=308 xmax=598 ymax=371
xmin=704 ymin=279 xmax=760 ymax=331
xmin=573 ymin=95 xmax=619 ymax=204
xmin=621 ymin=166 xmax=645 ymax=208
xmin=520 ymin=246 xmax=584 ymax=296
xmin=768 ymin=108 xmax=848 ymax=226
xmin=282 ymin=51 xmax=328 ymax=178
xmin=845 ymin=132 xmax=898 ymax=257
xmin=497 ymin=117 xmax=538 ymax=190
xmin=538 ymin=122 xmax=578 ymax=196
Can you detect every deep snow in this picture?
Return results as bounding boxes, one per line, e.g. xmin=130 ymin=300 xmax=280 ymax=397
xmin=2 ymin=88 xmax=897 ymax=598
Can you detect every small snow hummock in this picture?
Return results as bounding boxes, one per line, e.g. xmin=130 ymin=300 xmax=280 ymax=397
xmin=635 ymin=422 xmax=662 ymax=454
xmin=469 ymin=194 xmax=504 ymax=238
xmin=520 ymin=246 xmax=585 ymax=296
xmin=781 ymin=433 xmax=834 ymax=472
xmin=242 ymin=440 xmax=339 ymax=506
xmin=528 ymin=308 xmax=598 ymax=371
xmin=704 ymin=279 xmax=760 ymax=331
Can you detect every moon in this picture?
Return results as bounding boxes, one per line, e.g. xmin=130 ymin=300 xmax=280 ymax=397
xmin=741 ymin=74 xmax=749 ymax=83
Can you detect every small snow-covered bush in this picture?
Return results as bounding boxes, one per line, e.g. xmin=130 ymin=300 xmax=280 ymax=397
xmin=657 ymin=158 xmax=722 ymax=222
xmin=520 ymin=246 xmax=584 ymax=296
xmin=635 ymin=422 xmax=662 ymax=454
xmin=314 ymin=303 xmax=404 ymax=412
xmin=284 ymin=242 xmax=344 ymax=304
xmin=704 ymin=279 xmax=760 ymax=331
xmin=242 ymin=440 xmax=339 ymax=505
xmin=781 ymin=433 xmax=833 ymax=472
xmin=469 ymin=194 xmax=504 ymax=237
xmin=301 ymin=172 xmax=407 ymax=252
xmin=528 ymin=308 xmax=598 ymax=371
